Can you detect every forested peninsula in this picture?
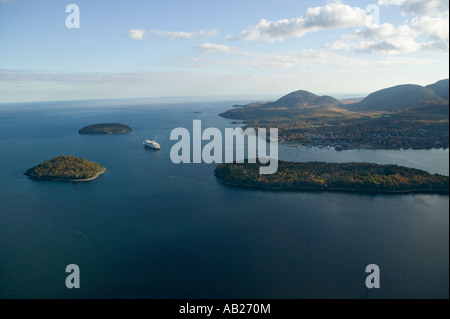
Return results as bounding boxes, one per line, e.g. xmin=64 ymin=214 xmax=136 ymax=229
xmin=215 ymin=161 xmax=449 ymax=194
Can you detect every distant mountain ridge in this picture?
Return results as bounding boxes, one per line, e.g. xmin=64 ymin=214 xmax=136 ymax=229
xmin=266 ymin=90 xmax=318 ymax=108
xmin=426 ymin=79 xmax=449 ymax=101
xmin=229 ymin=79 xmax=448 ymax=113
xmin=219 ymin=78 xmax=449 ymax=150
xmin=351 ymin=80 xmax=448 ymax=112
xmin=309 ymin=95 xmax=342 ymax=108
xmin=235 ymin=90 xmax=343 ymax=110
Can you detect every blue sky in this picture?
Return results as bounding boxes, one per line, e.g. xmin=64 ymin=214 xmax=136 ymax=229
xmin=0 ymin=0 xmax=448 ymax=102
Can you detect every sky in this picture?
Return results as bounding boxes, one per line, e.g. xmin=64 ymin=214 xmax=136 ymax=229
xmin=0 ymin=0 xmax=448 ymax=103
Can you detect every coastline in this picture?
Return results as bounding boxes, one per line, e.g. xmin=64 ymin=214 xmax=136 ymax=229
xmin=69 ymin=168 xmax=107 ymax=182
xmin=216 ymin=177 xmax=450 ymax=195
xmin=283 ymin=143 xmax=450 ymax=152
xmin=78 ymin=123 xmax=133 ymax=135
xmin=225 ymin=119 xmax=446 ymax=151
xmin=27 ymin=168 xmax=107 ymax=182
xmin=79 ymin=131 xmax=132 ymax=135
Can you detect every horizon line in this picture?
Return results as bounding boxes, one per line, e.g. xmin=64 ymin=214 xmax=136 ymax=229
xmin=0 ymin=92 xmax=370 ymax=107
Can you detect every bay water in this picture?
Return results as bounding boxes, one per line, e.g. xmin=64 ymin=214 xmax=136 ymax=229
xmin=0 ymin=100 xmax=448 ymax=298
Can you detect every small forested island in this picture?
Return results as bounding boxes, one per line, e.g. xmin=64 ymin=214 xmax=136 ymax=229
xmin=79 ymin=123 xmax=132 ymax=135
xmin=24 ymin=156 xmax=106 ymax=182
xmin=215 ymin=161 xmax=449 ymax=194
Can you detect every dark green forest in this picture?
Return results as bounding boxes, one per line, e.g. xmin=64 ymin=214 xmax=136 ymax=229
xmin=215 ymin=161 xmax=449 ymax=194
xmin=25 ymin=156 xmax=106 ymax=181
xmin=79 ymin=123 xmax=132 ymax=135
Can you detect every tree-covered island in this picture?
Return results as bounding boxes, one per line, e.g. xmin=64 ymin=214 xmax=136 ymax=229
xmin=24 ymin=156 xmax=107 ymax=182
xmin=215 ymin=161 xmax=449 ymax=194
xmin=79 ymin=123 xmax=132 ymax=135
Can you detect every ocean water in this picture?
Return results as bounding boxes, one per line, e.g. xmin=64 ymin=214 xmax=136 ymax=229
xmin=0 ymin=100 xmax=448 ymax=299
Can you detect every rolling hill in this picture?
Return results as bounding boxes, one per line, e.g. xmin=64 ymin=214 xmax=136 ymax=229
xmin=226 ymin=79 xmax=448 ymax=117
xmin=221 ymin=89 xmax=344 ymax=119
xmin=218 ymin=79 xmax=449 ymax=150
xmin=426 ymin=79 xmax=449 ymax=101
xmin=350 ymin=81 xmax=448 ymax=112
xmin=308 ymin=95 xmax=342 ymax=108
xmin=264 ymin=90 xmax=318 ymax=108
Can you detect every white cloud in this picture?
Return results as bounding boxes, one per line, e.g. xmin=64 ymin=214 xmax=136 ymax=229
xmin=420 ymin=41 xmax=449 ymax=52
xmin=199 ymin=29 xmax=219 ymax=37
xmin=126 ymin=28 xmax=217 ymax=40
xmin=375 ymin=56 xmax=438 ymax=66
xmin=126 ymin=28 xmax=146 ymax=40
xmin=327 ymin=24 xmax=421 ymax=54
xmin=357 ymin=25 xmax=421 ymax=54
xmin=244 ymin=49 xmax=370 ymax=69
xmin=150 ymin=28 xmax=217 ymax=40
xmin=412 ymin=12 xmax=449 ymax=42
xmin=226 ymin=2 xmax=368 ymax=42
xmin=196 ymin=43 xmax=234 ymax=54
xmin=373 ymin=1 xmax=449 ymax=53
xmin=352 ymin=23 xmax=396 ymax=39
xmin=181 ymin=42 xmax=437 ymax=73
xmin=353 ymin=36 xmax=421 ymax=55
xmin=328 ymin=13 xmax=449 ymax=55
xmin=151 ymin=30 xmax=197 ymax=40
xmin=378 ymin=0 xmax=449 ymax=16
xmin=193 ymin=44 xmax=370 ymax=69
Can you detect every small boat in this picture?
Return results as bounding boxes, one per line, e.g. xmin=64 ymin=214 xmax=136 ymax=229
xmin=143 ymin=139 xmax=161 ymax=150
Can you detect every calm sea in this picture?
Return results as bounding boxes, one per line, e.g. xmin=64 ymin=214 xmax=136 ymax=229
xmin=0 ymin=100 xmax=448 ymax=299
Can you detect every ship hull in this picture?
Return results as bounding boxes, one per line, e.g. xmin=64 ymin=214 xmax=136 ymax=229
xmin=144 ymin=144 xmax=161 ymax=151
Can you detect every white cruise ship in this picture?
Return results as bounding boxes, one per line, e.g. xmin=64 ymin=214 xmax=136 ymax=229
xmin=143 ymin=139 xmax=161 ymax=150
